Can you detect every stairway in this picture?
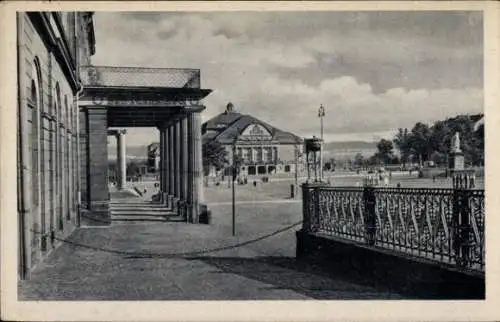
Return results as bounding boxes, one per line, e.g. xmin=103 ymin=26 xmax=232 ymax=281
xmin=110 ymin=199 xmax=185 ymax=223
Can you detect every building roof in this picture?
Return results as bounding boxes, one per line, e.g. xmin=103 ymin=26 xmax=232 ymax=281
xmin=203 ymin=103 xmax=302 ymax=145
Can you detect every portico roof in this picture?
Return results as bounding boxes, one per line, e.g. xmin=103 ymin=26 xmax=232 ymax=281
xmin=80 ymin=65 xmax=213 ymax=127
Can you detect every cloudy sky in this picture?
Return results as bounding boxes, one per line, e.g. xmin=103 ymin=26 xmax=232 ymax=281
xmin=92 ymin=11 xmax=483 ymax=146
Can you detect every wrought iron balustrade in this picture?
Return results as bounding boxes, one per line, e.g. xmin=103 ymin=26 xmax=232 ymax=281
xmin=302 ymin=184 xmax=485 ymax=274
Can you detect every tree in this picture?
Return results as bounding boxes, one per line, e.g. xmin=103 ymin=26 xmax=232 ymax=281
xmin=126 ymin=161 xmax=140 ymax=178
xmin=202 ymin=140 xmax=229 ymax=176
xmin=393 ymin=128 xmax=411 ymax=168
xmin=354 ymin=153 xmax=365 ymax=168
xmin=324 ymin=157 xmax=336 ymax=171
xmin=409 ymin=122 xmax=432 ymax=165
xmin=376 ymin=139 xmax=394 ymax=164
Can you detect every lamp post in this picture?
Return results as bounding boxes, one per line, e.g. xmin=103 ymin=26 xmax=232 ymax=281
xmin=318 ymin=104 xmax=325 ymax=181
xmin=231 ymin=137 xmax=238 ymax=236
xmin=294 ymin=144 xmax=301 ymax=197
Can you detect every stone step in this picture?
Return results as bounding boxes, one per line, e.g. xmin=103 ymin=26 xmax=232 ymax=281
xmin=111 ymin=214 xmax=185 ymax=222
xmin=110 ymin=207 xmax=171 ymax=212
xmin=110 ymin=208 xmax=175 ymax=216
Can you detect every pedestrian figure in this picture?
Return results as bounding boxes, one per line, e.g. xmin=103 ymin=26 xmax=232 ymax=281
xmin=253 ymin=181 xmax=257 ymax=187
xmin=397 ymin=182 xmax=401 ymax=188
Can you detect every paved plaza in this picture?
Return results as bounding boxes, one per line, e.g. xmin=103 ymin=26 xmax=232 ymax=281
xmin=19 ymin=172 xmax=483 ymax=300
xmin=19 ymin=199 xmax=406 ymax=300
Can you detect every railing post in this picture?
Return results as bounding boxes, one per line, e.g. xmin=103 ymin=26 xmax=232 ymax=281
xmin=313 ymin=186 xmax=321 ymax=232
xmin=453 ymin=188 xmax=473 ymax=268
xmin=363 ymin=185 xmax=376 ymax=246
xmin=302 ymin=184 xmax=312 ymax=233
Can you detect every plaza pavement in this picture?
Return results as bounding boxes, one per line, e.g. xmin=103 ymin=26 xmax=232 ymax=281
xmin=20 ymin=173 xmax=481 ymax=300
xmin=18 ymin=200 xmax=405 ymax=300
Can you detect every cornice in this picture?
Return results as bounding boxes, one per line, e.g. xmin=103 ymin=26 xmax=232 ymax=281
xmin=27 ymin=12 xmax=79 ymax=93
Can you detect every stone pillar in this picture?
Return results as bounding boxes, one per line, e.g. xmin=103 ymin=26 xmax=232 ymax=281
xmin=168 ymin=123 xmax=175 ymax=207
xmin=179 ymin=117 xmax=186 ymax=200
xmin=180 ymin=115 xmax=189 ymax=219
xmin=158 ymin=126 xmax=165 ymax=202
xmin=187 ymin=110 xmax=204 ymax=223
xmin=173 ymin=119 xmax=181 ymax=211
xmin=83 ymin=107 xmax=110 ymax=226
xmin=116 ymin=129 xmax=127 ymax=190
xmin=161 ymin=125 xmax=170 ymax=205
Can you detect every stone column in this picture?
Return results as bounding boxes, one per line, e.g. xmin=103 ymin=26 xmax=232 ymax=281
xmin=180 ymin=115 xmax=189 ymax=219
xmin=161 ymin=125 xmax=169 ymax=204
xmin=173 ymin=119 xmax=181 ymax=211
xmin=187 ymin=110 xmax=204 ymax=223
xmin=158 ymin=126 xmax=165 ymax=202
xmin=116 ymin=129 xmax=127 ymax=190
xmin=168 ymin=123 xmax=175 ymax=208
xmin=83 ymin=107 xmax=110 ymax=226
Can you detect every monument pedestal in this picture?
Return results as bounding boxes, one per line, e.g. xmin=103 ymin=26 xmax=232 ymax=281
xmin=449 ymin=151 xmax=465 ymax=172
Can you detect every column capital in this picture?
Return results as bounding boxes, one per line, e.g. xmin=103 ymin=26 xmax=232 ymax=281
xmin=157 ymin=121 xmax=173 ymax=130
xmin=183 ymin=105 xmax=206 ymax=114
xmin=107 ymin=129 xmax=127 ymax=136
xmin=80 ymin=105 xmax=108 ymax=113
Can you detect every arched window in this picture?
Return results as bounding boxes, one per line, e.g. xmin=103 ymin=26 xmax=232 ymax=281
xmin=64 ymin=95 xmax=71 ymax=220
xmin=31 ymin=58 xmax=42 ymax=207
xmin=54 ymin=83 xmax=64 ymax=230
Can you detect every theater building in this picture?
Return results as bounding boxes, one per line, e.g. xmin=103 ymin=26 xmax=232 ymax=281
xmin=202 ymin=103 xmax=303 ymax=177
xmin=17 ymin=12 xmax=95 ymax=279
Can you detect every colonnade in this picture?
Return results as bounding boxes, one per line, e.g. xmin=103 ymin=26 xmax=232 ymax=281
xmin=158 ymin=111 xmax=204 ymax=223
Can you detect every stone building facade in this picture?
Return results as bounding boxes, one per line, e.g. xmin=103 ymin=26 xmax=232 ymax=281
xmin=17 ymin=12 xmax=95 ymax=279
xmin=202 ymin=103 xmax=304 ymax=177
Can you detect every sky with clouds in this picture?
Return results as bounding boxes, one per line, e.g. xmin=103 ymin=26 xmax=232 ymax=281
xmin=92 ymin=11 xmax=483 ymax=146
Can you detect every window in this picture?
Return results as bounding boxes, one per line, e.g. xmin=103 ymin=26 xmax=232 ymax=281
xmin=31 ymin=58 xmax=42 ymax=207
xmin=265 ymin=147 xmax=273 ymax=163
xmin=256 ymin=148 xmax=263 ymax=163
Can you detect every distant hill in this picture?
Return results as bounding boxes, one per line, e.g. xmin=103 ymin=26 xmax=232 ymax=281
xmin=109 ymin=141 xmax=378 ymax=161
xmin=324 ymin=141 xmax=377 ymax=150
xmin=108 ymin=145 xmax=148 ymax=161
xmin=322 ymin=141 xmax=378 ymax=161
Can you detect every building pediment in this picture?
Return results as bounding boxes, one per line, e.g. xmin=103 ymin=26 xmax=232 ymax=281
xmin=240 ymin=123 xmax=272 ymax=140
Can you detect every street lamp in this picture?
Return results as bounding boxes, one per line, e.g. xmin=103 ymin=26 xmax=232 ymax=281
xmin=294 ymin=144 xmax=300 ymax=197
xmin=318 ymin=104 xmax=326 ymax=181
xmin=231 ymin=136 xmax=240 ymax=236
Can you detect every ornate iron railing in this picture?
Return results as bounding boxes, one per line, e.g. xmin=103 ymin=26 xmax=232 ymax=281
xmin=302 ymin=184 xmax=485 ymax=274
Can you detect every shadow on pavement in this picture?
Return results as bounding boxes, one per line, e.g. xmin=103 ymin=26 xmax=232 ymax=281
xmin=189 ymin=256 xmax=406 ymax=300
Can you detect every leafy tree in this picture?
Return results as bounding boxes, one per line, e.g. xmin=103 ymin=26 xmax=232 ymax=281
xmin=376 ymin=139 xmax=394 ymax=164
xmin=354 ymin=153 xmax=365 ymax=168
xmin=367 ymin=155 xmax=380 ymax=166
xmin=393 ymin=128 xmax=411 ymax=168
xmin=324 ymin=157 xmax=336 ymax=171
xmin=387 ymin=114 xmax=483 ymax=168
xmin=202 ymin=140 xmax=229 ymax=176
xmin=409 ymin=122 xmax=432 ymax=165
xmin=126 ymin=161 xmax=140 ymax=177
